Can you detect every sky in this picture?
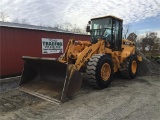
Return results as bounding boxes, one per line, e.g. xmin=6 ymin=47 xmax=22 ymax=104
xmin=0 ymin=0 xmax=160 ymax=37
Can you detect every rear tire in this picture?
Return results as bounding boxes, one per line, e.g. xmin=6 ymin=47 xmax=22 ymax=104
xmin=121 ymin=54 xmax=138 ymax=79
xmin=86 ymin=54 xmax=113 ymax=89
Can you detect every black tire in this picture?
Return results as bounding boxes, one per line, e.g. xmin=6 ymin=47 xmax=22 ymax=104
xmin=121 ymin=54 xmax=138 ymax=79
xmin=86 ymin=54 xmax=113 ymax=89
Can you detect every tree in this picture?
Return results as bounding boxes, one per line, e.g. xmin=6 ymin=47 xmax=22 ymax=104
xmin=123 ymin=24 xmax=130 ymax=39
xmin=127 ymin=32 xmax=137 ymax=42
xmin=21 ymin=18 xmax=29 ymax=24
xmin=71 ymin=24 xmax=77 ymax=32
xmin=70 ymin=24 xmax=82 ymax=33
xmin=63 ymin=22 xmax=72 ymax=31
xmin=0 ymin=11 xmax=8 ymax=22
xmin=12 ymin=18 xmax=30 ymax=24
xmin=146 ymin=32 xmax=157 ymax=51
xmin=38 ymin=23 xmax=44 ymax=26
xmin=12 ymin=18 xmax=20 ymax=23
xmin=53 ymin=23 xmax=85 ymax=34
xmin=71 ymin=24 xmax=84 ymax=33
xmin=53 ymin=24 xmax=63 ymax=29
xmin=152 ymin=38 xmax=160 ymax=52
xmin=141 ymin=37 xmax=148 ymax=52
xmin=140 ymin=32 xmax=159 ymax=52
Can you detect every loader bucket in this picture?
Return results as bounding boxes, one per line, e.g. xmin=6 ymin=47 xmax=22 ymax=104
xmin=19 ymin=57 xmax=82 ymax=104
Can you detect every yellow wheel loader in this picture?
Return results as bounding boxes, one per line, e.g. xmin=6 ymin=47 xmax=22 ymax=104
xmin=19 ymin=15 xmax=142 ymax=103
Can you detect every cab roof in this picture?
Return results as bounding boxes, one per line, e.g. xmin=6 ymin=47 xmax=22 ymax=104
xmin=91 ymin=15 xmax=123 ymax=21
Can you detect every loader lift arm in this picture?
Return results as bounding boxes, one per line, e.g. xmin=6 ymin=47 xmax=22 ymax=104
xmin=59 ymin=39 xmax=106 ymax=70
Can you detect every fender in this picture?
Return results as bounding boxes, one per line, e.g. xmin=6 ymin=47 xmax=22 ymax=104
xmin=75 ymin=40 xmax=105 ymax=70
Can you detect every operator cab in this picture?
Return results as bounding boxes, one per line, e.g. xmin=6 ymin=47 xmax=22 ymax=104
xmin=86 ymin=15 xmax=123 ymax=51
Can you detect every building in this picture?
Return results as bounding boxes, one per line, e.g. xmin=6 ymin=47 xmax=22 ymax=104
xmin=0 ymin=21 xmax=90 ymax=78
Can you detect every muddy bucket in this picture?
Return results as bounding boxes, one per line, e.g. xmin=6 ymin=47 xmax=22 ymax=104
xmin=19 ymin=56 xmax=82 ymax=104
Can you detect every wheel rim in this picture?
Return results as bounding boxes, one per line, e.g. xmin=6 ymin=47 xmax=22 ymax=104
xmin=101 ymin=63 xmax=111 ymax=81
xmin=131 ymin=60 xmax=137 ymax=74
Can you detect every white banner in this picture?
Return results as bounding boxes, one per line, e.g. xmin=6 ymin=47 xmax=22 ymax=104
xmin=42 ymin=38 xmax=63 ymax=54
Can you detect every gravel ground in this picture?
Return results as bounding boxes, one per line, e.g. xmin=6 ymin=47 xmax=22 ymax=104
xmin=0 ymin=75 xmax=160 ymax=120
xmin=0 ymin=54 xmax=160 ymax=120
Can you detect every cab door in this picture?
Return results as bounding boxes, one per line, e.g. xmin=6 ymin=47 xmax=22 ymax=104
xmin=112 ymin=19 xmax=122 ymax=51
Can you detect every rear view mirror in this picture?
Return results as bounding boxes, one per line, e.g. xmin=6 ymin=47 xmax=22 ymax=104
xmin=86 ymin=26 xmax=91 ymax=32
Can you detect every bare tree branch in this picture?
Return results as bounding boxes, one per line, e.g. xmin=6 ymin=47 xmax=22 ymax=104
xmin=12 ymin=18 xmax=30 ymax=25
xmin=12 ymin=18 xmax=20 ymax=23
xmin=123 ymin=24 xmax=130 ymax=39
xmin=127 ymin=32 xmax=137 ymax=42
xmin=0 ymin=11 xmax=9 ymax=22
xmin=53 ymin=24 xmax=63 ymax=29
xmin=21 ymin=18 xmax=29 ymax=24
xmin=53 ymin=23 xmax=87 ymax=34
xmin=63 ymin=22 xmax=72 ymax=31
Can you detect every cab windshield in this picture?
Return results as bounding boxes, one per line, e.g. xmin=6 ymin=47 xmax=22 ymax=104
xmin=92 ymin=18 xmax=112 ymax=30
xmin=91 ymin=18 xmax=112 ymax=43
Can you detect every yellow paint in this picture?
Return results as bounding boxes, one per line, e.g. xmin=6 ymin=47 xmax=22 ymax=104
xmin=101 ymin=63 xmax=111 ymax=81
xmin=137 ymin=55 xmax=142 ymax=62
xmin=131 ymin=60 xmax=137 ymax=74
xmin=58 ymin=38 xmax=142 ymax=73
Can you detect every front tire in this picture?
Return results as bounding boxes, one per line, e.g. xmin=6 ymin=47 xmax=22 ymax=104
xmin=121 ymin=54 xmax=138 ymax=79
xmin=86 ymin=54 xmax=113 ymax=89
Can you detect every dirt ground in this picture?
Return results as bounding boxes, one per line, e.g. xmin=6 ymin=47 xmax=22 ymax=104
xmin=0 ymin=74 xmax=160 ymax=120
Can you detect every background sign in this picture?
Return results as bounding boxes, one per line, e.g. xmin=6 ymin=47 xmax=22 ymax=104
xmin=42 ymin=38 xmax=63 ymax=54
